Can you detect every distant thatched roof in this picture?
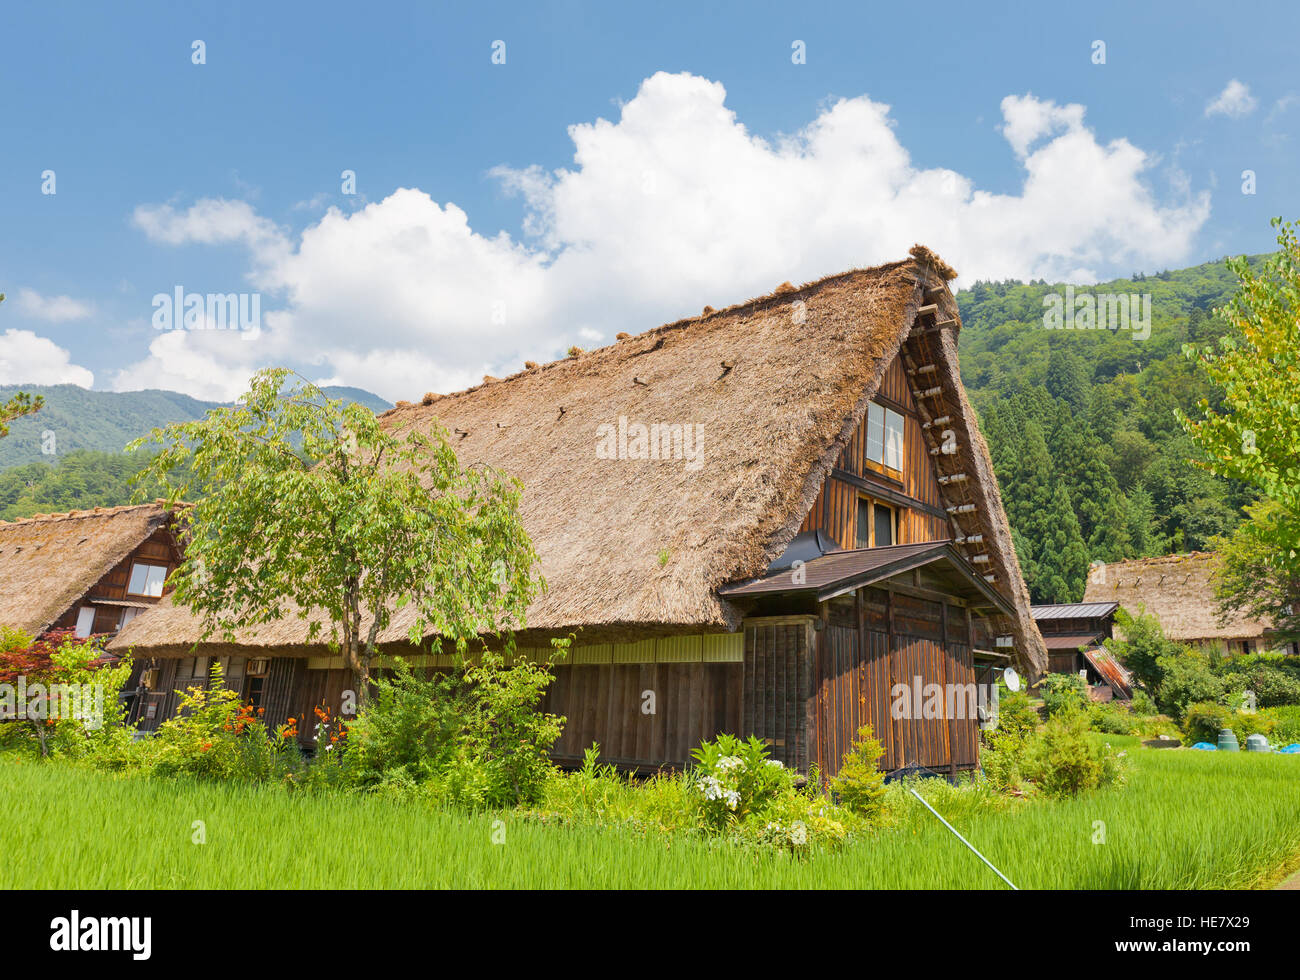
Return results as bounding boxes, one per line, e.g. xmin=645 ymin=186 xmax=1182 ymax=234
xmin=112 ymin=247 xmax=1044 ymax=672
xmin=1081 ymin=552 xmax=1272 ymax=642
xmin=0 ymin=503 xmax=174 ymax=635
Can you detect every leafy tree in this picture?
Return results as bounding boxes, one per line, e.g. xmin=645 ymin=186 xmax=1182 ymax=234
xmin=1179 ymin=219 xmax=1300 ymax=640
xmin=1103 ymin=607 xmax=1180 ymax=691
xmin=1211 ymin=499 xmax=1300 ymax=639
xmin=130 ymin=368 xmax=541 ymax=707
xmin=1045 ymin=347 xmax=1091 ymax=414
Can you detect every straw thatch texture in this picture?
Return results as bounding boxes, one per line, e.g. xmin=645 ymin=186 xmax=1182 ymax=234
xmin=0 ymin=503 xmax=172 ymax=634
xmin=1081 ymin=551 xmax=1271 ymax=642
xmin=113 ymin=248 xmax=1040 ymax=669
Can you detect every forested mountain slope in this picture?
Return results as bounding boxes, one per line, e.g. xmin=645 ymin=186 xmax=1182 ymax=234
xmin=955 ymin=257 xmax=1260 ymax=603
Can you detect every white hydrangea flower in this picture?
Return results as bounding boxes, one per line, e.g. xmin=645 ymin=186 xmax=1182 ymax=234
xmin=790 ymin=821 xmax=807 ymax=846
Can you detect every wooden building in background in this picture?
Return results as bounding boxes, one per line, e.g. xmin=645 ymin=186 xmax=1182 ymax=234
xmin=0 ymin=503 xmax=181 ymax=641
xmin=113 ymin=246 xmax=1046 ymax=778
xmin=1030 ymin=601 xmax=1131 ymax=701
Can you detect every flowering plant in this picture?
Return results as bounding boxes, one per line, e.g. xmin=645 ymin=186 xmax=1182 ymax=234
xmin=689 ymin=733 xmax=792 ymax=830
xmin=152 ymin=660 xmax=300 ymax=781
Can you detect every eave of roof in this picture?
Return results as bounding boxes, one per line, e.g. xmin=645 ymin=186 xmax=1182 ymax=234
xmin=719 ymin=540 xmax=1015 ymax=617
xmin=1030 ymin=601 xmax=1119 ymax=620
xmin=1041 ymin=632 xmax=1106 ymax=650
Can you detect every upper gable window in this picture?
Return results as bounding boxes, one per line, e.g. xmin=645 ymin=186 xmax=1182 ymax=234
xmin=865 ymin=402 xmax=905 ymax=476
xmin=127 ymin=562 xmax=168 ymax=598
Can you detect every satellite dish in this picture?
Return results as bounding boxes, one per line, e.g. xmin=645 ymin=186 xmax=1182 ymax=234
xmin=1003 ymin=668 xmax=1021 ymax=692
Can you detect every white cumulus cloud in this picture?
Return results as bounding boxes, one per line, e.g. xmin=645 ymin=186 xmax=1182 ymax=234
xmin=0 ymin=330 xmax=94 ymax=386
xmin=118 ymin=72 xmax=1211 ymax=403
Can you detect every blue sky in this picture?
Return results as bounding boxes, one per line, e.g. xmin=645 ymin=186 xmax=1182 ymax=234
xmin=2 ymin=0 xmax=1297 ymax=401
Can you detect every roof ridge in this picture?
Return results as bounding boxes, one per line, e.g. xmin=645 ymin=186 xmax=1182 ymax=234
xmin=1111 ymin=551 xmax=1218 ymax=565
xmin=0 ymin=501 xmax=172 ymax=527
xmin=382 ymin=251 xmax=941 ymax=416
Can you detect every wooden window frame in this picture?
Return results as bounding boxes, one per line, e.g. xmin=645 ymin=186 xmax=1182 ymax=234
xmin=126 ymin=561 xmax=169 ymax=599
xmin=856 ymin=495 xmax=900 ymax=549
xmin=863 ymin=401 xmax=905 ymax=481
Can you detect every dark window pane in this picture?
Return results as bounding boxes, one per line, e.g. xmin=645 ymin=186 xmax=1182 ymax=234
xmin=856 ymin=499 xmax=871 ymax=548
xmin=875 ymin=504 xmax=894 ymax=546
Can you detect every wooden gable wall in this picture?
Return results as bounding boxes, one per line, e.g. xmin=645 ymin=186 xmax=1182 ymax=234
xmin=799 ymin=356 xmax=950 ymax=549
xmin=50 ymin=526 xmax=181 ymax=636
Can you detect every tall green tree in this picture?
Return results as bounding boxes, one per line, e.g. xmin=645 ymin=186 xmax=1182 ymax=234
xmin=1045 ymin=347 xmax=1091 ymax=414
xmin=1047 ymin=409 xmax=1131 ymax=562
xmin=130 ymin=368 xmax=542 ymax=705
xmin=1179 ymin=218 xmax=1300 ymax=637
xmin=993 ymin=417 xmax=1089 ymax=602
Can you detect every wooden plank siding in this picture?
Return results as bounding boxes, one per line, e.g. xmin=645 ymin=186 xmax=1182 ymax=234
xmin=741 ymin=619 xmax=814 ymax=772
xmin=542 ymin=662 xmax=742 ymax=770
xmin=812 ymin=585 xmax=979 ymax=779
xmin=799 ymin=356 xmax=949 ymax=549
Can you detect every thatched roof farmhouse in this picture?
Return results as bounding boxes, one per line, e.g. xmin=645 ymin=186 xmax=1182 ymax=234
xmin=1082 ymin=551 xmax=1287 ymax=656
xmin=0 ymin=502 xmax=181 ymax=639
xmin=110 ymin=246 xmax=1046 ymax=777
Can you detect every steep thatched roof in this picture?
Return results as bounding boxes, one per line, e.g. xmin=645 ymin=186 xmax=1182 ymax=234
xmin=0 ymin=503 xmax=173 ymax=635
xmin=1081 ymin=551 xmax=1272 ymax=642
xmin=112 ymin=247 xmax=1044 ymax=672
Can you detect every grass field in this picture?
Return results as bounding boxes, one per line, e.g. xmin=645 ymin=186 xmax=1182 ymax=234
xmin=3 ymin=746 xmax=1298 ymax=888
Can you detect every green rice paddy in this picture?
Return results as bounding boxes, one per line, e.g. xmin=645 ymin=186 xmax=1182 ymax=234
xmin=2 ymin=745 xmax=1297 ymax=889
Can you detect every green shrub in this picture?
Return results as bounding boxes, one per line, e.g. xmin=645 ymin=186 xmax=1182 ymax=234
xmin=690 ymin=733 xmax=793 ymax=831
xmin=1129 ymin=691 xmax=1158 ymax=716
xmin=151 ymin=662 xmax=300 ymax=782
xmin=345 ymin=648 xmax=567 ymax=809
xmin=745 ymin=791 xmax=851 ymax=856
xmin=980 ymin=727 xmax=1033 ymax=795
xmin=1039 ymin=672 xmax=1090 ymax=717
xmin=828 ymin=725 xmax=887 ymax=820
xmin=1089 ymin=700 xmax=1135 ymax=735
xmin=993 ymin=688 xmax=1040 ymax=738
xmin=458 ymin=647 xmax=566 ymax=807
xmin=1155 ymin=650 xmax=1226 ymax=719
xmin=1022 ymin=711 xmax=1125 ymax=798
xmin=1216 ymin=660 xmax=1300 ymax=708
xmin=1182 ymin=701 xmax=1233 ymax=744
xmin=1264 ymin=704 xmax=1300 ymax=744
xmin=343 ymin=658 xmax=462 ymax=789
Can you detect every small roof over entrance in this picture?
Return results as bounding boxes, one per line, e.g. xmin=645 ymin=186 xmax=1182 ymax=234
xmin=718 ymin=539 xmax=1015 ymax=616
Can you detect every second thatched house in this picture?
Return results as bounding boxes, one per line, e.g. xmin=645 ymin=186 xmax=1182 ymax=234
xmin=1082 ymin=552 xmax=1296 ymax=657
xmin=113 ymin=247 xmax=1046 ymax=778
xmin=0 ymin=503 xmax=182 ymax=641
